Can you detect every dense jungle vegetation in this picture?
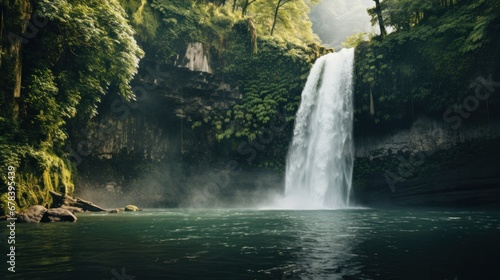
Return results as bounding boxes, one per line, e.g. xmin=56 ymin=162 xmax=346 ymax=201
xmin=1 ymin=0 xmax=499 ymax=213
xmin=354 ymin=0 xmax=500 ymax=127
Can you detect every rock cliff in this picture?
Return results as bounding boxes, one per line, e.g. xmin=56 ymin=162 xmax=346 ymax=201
xmin=71 ymin=43 xmax=500 ymax=209
xmin=353 ymin=116 xmax=500 ymax=207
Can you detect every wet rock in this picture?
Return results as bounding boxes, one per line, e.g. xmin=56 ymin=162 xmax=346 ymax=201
xmin=177 ymin=42 xmax=213 ymax=74
xmin=124 ymin=205 xmax=140 ymax=212
xmin=17 ymin=205 xmax=47 ymax=223
xmin=41 ymin=208 xmax=77 ymax=222
xmin=108 ymin=208 xmax=121 ymax=214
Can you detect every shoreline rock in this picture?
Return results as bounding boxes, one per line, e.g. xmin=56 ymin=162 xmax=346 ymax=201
xmin=14 ymin=205 xmax=77 ymax=223
xmin=17 ymin=205 xmax=47 ymax=223
xmin=124 ymin=205 xmax=141 ymax=212
xmin=41 ymin=208 xmax=77 ymax=222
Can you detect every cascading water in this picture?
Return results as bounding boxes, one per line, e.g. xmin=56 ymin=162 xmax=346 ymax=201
xmin=282 ymin=48 xmax=355 ymax=209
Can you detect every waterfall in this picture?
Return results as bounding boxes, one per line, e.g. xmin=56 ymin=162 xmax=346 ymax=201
xmin=283 ymin=48 xmax=355 ymax=209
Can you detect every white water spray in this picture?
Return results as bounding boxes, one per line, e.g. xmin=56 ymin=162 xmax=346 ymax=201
xmin=282 ymin=48 xmax=355 ymax=209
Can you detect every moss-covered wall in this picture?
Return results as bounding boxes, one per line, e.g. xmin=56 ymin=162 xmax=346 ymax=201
xmin=0 ymin=145 xmax=74 ymax=215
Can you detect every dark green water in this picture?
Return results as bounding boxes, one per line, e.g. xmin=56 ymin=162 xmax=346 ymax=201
xmin=2 ymin=209 xmax=500 ymax=280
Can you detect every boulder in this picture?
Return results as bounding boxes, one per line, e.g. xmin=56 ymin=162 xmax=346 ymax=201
xmin=17 ymin=205 xmax=47 ymax=223
xmin=124 ymin=205 xmax=140 ymax=212
xmin=108 ymin=208 xmax=121 ymax=214
xmin=41 ymin=208 xmax=77 ymax=222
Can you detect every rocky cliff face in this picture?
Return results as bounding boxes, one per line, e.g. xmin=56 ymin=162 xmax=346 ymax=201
xmin=353 ymin=116 xmax=500 ymax=208
xmin=355 ymin=115 xmax=500 ymax=158
xmin=176 ymin=42 xmax=213 ymax=74
xmin=71 ymin=43 xmax=284 ymax=208
xmin=70 ymin=43 xmax=240 ymax=161
xmin=72 ymin=42 xmax=500 ymax=209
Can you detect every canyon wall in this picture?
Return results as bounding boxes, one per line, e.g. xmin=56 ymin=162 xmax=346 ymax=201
xmin=72 ymin=43 xmax=500 ymax=208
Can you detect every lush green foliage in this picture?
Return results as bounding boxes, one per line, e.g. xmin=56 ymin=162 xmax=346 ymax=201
xmin=342 ymin=32 xmax=371 ymax=48
xmin=183 ymin=18 xmax=331 ymax=166
xmin=124 ymin=0 xmax=320 ymax=61
xmin=26 ymin=0 xmax=144 ymax=143
xmin=120 ymin=0 xmax=328 ymax=165
xmin=0 ymin=141 xmax=74 ymax=214
xmin=355 ymin=0 xmax=500 ymax=125
xmin=209 ymin=36 xmax=329 ymax=142
xmin=0 ymin=0 xmax=324 ymax=212
xmin=0 ymin=0 xmax=143 ymax=214
xmin=0 ymin=116 xmax=74 ymax=213
xmin=3 ymin=0 xmax=499 ymax=211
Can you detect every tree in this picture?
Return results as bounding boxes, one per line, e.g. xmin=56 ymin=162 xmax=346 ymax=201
xmin=17 ymin=0 xmax=144 ymax=146
xmin=252 ymin=0 xmax=317 ymax=43
xmin=0 ymin=0 xmax=144 ymax=215
xmin=0 ymin=3 xmax=4 ymax=70
xmin=242 ymin=0 xmax=257 ymax=17
xmin=270 ymin=0 xmax=291 ymax=36
xmin=355 ymin=0 xmax=500 ymax=125
xmin=372 ymin=0 xmax=386 ymax=36
xmin=368 ymin=0 xmax=466 ymax=33
xmin=0 ymin=0 xmax=32 ymax=121
xmin=342 ymin=32 xmax=370 ymax=48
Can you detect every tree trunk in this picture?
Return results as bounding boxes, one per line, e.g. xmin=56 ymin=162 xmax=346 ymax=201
xmin=232 ymin=0 xmax=237 ymax=12
xmin=247 ymin=18 xmax=257 ymax=54
xmin=13 ymin=39 xmax=23 ymax=100
xmin=242 ymin=0 xmax=249 ymax=17
xmin=0 ymin=6 xmax=4 ymax=71
xmin=241 ymin=0 xmax=257 ymax=17
xmin=12 ymin=1 xmax=31 ymax=120
xmin=373 ymin=0 xmax=387 ymax=37
xmin=270 ymin=0 xmax=281 ymax=36
xmin=370 ymin=87 xmax=375 ymax=115
xmin=1 ymin=0 xmax=32 ymax=121
xmin=50 ymin=191 xmax=107 ymax=212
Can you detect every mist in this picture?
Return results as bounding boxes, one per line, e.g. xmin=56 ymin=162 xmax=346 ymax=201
xmin=310 ymin=0 xmax=377 ymax=50
xmin=75 ymin=161 xmax=284 ymax=210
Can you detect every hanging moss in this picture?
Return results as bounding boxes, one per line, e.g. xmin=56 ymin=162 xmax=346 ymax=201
xmin=0 ymin=146 xmax=74 ymax=215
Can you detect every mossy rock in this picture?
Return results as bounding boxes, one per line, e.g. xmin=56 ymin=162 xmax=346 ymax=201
xmin=124 ymin=205 xmax=140 ymax=212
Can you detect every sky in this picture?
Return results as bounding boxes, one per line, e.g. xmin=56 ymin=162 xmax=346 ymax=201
xmin=309 ymin=0 xmax=378 ymax=50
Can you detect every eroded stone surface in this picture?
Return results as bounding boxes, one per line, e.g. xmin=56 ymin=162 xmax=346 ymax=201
xmin=41 ymin=208 xmax=77 ymax=222
xmin=17 ymin=205 xmax=47 ymax=223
